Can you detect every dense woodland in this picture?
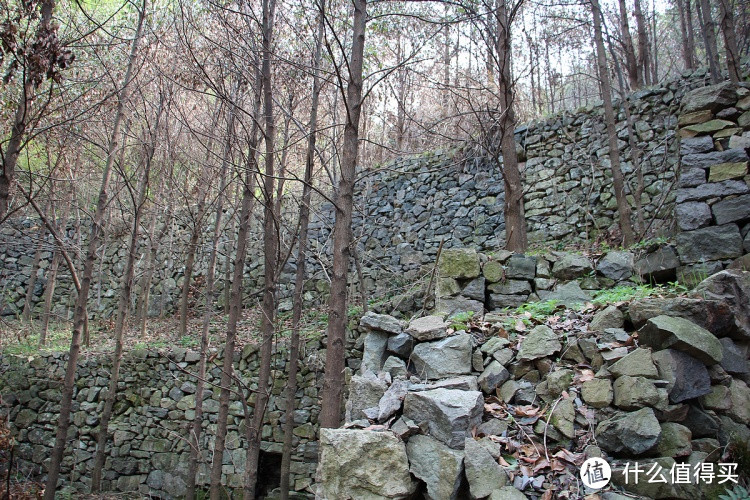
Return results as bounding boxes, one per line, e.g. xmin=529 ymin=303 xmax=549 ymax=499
xmin=0 ymin=0 xmax=749 ymax=497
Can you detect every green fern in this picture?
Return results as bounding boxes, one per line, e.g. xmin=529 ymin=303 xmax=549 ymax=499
xmin=719 ymin=485 xmax=750 ymax=500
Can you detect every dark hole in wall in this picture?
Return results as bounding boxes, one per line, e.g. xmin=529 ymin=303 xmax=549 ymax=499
xmin=256 ymin=450 xmax=283 ymax=498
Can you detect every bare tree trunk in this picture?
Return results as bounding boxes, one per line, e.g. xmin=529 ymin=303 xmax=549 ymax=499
xmin=320 ymin=0 xmax=367 ymax=430
xmin=208 ymin=77 xmax=262 ymax=500
xmin=179 ymin=107 xmax=223 ymax=338
xmin=279 ymin=10 xmax=324 ymax=498
xmin=22 ymin=202 xmax=50 ymax=321
xmin=718 ymin=0 xmax=741 ymax=82
xmin=185 ymin=90 xmax=236 ymax=500
xmin=696 ymin=0 xmax=721 ymax=83
xmin=591 ymin=0 xmax=636 ymax=247
xmin=633 ymin=0 xmax=650 ymax=86
xmin=676 ymin=0 xmax=696 ymax=69
xmin=617 ymin=0 xmax=640 ymax=89
xmin=244 ymin=0 xmax=278 ymax=495
xmin=90 ymin=92 xmax=163 ymax=493
xmin=496 ymin=0 xmax=527 ymax=252
xmin=44 ymin=4 xmax=145 ymax=497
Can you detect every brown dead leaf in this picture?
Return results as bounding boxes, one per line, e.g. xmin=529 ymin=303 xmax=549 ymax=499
xmin=515 ymin=320 xmax=527 ymax=332
xmin=576 ymin=368 xmax=595 ymax=384
xmin=541 ymin=490 xmax=555 ymax=500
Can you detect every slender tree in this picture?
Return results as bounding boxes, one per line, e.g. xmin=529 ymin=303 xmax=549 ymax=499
xmin=718 ymin=0 xmax=741 ymax=82
xmin=590 ymin=0 xmax=635 ymax=246
xmin=320 ymin=0 xmax=368 ymax=429
xmin=44 ymin=3 xmax=146 ymax=496
xmin=696 ymin=0 xmax=721 ymax=82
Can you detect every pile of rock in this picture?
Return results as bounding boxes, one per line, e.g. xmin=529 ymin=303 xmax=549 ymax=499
xmin=316 ymin=269 xmax=750 ymax=499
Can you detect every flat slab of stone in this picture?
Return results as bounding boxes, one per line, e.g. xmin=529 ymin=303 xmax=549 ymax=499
xmin=406 ymin=315 xmax=449 ymax=341
xmin=411 ymin=334 xmax=472 ymax=379
xmin=713 ymin=194 xmax=750 ymax=225
xmin=680 ymin=81 xmax=738 ymax=114
xmin=317 ymin=429 xmax=415 ymax=499
xmin=403 ymin=388 xmax=483 ymax=449
xmin=552 ymin=253 xmax=593 ymax=279
xmin=608 ymin=348 xmax=658 ymax=378
xmin=464 ymin=437 xmax=507 ymax=498
xmin=597 ymin=251 xmax=634 ymax=280
xmin=640 ymin=315 xmax=723 ymax=365
xmin=360 ymin=312 xmax=404 ymax=334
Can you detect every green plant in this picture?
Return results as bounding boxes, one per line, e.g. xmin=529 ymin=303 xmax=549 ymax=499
xmin=449 ymin=310 xmax=475 ymax=330
xmin=177 ymin=335 xmax=199 ymax=348
xmin=591 ymin=284 xmax=657 ymax=304
xmin=718 ymin=485 xmax=749 ymax=500
xmin=514 ymin=300 xmax=560 ymax=319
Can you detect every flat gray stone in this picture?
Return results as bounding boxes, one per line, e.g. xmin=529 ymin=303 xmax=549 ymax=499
xmin=406 ymin=315 xmax=449 ymax=341
xmin=411 ymin=334 xmax=473 ymax=379
xmin=464 ymin=437 xmax=507 ymax=498
xmin=403 ymin=388 xmax=483 ymax=449
xmin=652 ymin=349 xmax=711 ymax=403
xmin=640 ymin=315 xmax=723 ymax=365
xmin=595 ymin=407 xmax=662 ymax=455
xmin=518 ymin=325 xmax=561 ymax=361
xmin=360 ymin=312 xmax=404 ymax=334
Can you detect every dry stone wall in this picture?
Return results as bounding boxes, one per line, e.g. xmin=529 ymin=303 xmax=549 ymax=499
xmin=0 ymin=332 xmax=366 ymax=498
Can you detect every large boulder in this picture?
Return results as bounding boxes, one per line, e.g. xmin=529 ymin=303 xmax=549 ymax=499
xmin=651 ymin=349 xmax=711 ymax=403
xmin=464 ymin=437 xmax=507 ymax=499
xmin=639 ymin=315 xmax=723 ymax=365
xmin=317 ymin=429 xmax=415 ymax=499
xmin=411 ymin=334 xmax=472 ymax=379
xmin=403 ymin=388 xmax=483 ymax=449
xmin=517 ymin=325 xmax=562 ymax=361
xmin=407 ymin=435 xmax=464 ymax=500
xmin=595 ymin=407 xmax=662 ymax=455
xmin=440 ymin=248 xmax=480 ymax=279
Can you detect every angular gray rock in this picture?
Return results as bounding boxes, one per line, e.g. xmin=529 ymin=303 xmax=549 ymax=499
xmin=383 ymin=356 xmax=408 ymax=379
xmin=634 ymin=246 xmax=680 ymax=281
xmin=589 ymin=305 xmax=624 ymax=331
xmin=608 ymin=348 xmax=658 ymax=378
xmin=640 ymin=315 xmax=723 ymax=365
xmin=675 ymin=201 xmax=712 ymax=231
xmin=652 ymin=349 xmax=711 ymax=403
xmin=595 ymin=407 xmax=662 ymax=455
xmin=403 ymin=388 xmax=483 ymax=449
xmin=439 ymin=248 xmax=480 ymax=279
xmin=377 ymin=378 xmax=408 ymax=422
xmin=408 ymin=376 xmax=480 ymax=392
xmin=411 ymin=334 xmax=472 ymax=379
xmin=346 ymin=372 xmax=388 ymax=422
xmin=387 ymin=332 xmax=415 ymax=358
xmin=362 ymin=331 xmax=389 ymax=373
xmin=407 ymin=434 xmax=464 ymax=500
xmin=504 ymin=254 xmax=536 ymax=279
xmin=629 ymin=296 xmax=739 ymax=338
xmin=552 ymin=253 xmax=593 ymax=279
xmin=540 ymin=281 xmax=591 ymax=308
xmin=360 ymin=312 xmax=404 ymax=334
xmin=438 ymin=296 xmax=485 ymax=318
xmin=681 ymin=81 xmax=738 ymax=113
xmin=518 ymin=325 xmax=561 ymax=361
xmin=712 ymin=194 xmax=750 ymax=225
xmin=478 ymin=361 xmax=510 ymax=394
xmin=464 ymin=437 xmax=507 ymax=499
xmin=462 ymin=277 xmax=486 ymax=301
xmin=719 ymin=337 xmax=749 ymax=374
xmin=680 ymin=135 xmax=714 ymax=155
xmin=489 ymin=487 xmax=528 ymax=500
xmin=692 ymin=269 xmax=750 ymax=339
xmin=317 ymin=429 xmax=415 ymax=499
xmin=612 ymin=375 xmax=666 ymax=410
xmin=676 ymin=224 xmax=743 ymax=263
xmin=597 ymin=251 xmax=634 ymax=280
xmin=406 ymin=315 xmax=449 ymax=341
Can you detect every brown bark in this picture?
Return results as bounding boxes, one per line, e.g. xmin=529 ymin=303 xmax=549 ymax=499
xmin=676 ymin=0 xmax=696 ymax=69
xmin=179 ymin=107 xmax=223 ymax=338
xmin=496 ymin=0 xmax=527 ymax=252
xmin=591 ymin=0 xmax=636 ymax=247
xmin=90 ymin=92 xmax=163 ymax=493
xmin=0 ymin=0 xmax=56 ymax=224
xmin=320 ymin=0 xmax=367 ymax=430
xmin=633 ymin=0 xmax=650 ymax=86
xmin=244 ymin=0 xmax=278 ymax=495
xmin=44 ymin=4 xmax=144 ymax=496
xmin=617 ymin=0 xmax=639 ymax=89
xmin=185 ymin=90 xmax=236 ymax=500
xmin=718 ymin=0 xmax=741 ymax=82
xmin=696 ymin=0 xmax=721 ymax=83
xmin=279 ymin=10 xmax=324 ymax=498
